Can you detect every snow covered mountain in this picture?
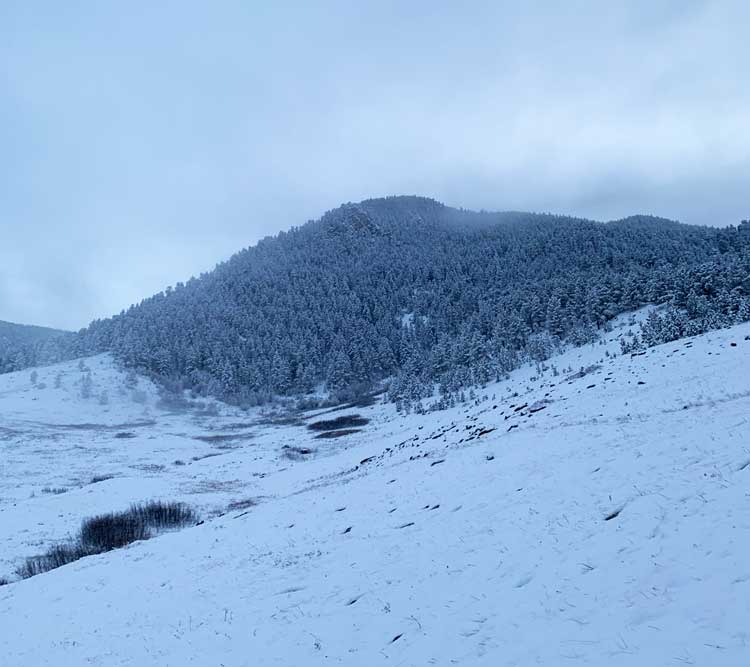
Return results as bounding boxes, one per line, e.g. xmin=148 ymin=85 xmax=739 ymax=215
xmin=6 ymin=198 xmax=750 ymax=409
xmin=2 ymin=311 xmax=749 ymax=665
xmin=0 ymin=320 xmax=66 ymax=344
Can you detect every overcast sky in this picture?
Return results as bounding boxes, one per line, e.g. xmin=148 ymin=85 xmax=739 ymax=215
xmin=2 ymin=1 xmax=749 ymax=330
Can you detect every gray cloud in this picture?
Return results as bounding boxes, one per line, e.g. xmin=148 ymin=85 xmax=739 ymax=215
xmin=2 ymin=1 xmax=749 ymax=329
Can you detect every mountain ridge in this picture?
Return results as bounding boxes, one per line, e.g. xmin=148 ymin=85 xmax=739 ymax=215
xmin=0 ymin=321 xmax=70 ymax=371
xmin=0 ymin=319 xmax=68 ymax=338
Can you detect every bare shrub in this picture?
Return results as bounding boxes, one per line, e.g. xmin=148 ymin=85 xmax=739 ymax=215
xmin=80 ymin=513 xmax=151 ymax=551
xmin=126 ymin=501 xmax=196 ymax=530
xmin=16 ymin=501 xmax=197 ymax=579
xmin=227 ymin=497 xmax=258 ymax=511
xmin=16 ymin=543 xmax=95 ymax=579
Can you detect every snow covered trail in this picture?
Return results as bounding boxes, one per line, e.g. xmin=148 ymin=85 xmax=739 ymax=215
xmin=1 ymin=319 xmax=749 ymax=665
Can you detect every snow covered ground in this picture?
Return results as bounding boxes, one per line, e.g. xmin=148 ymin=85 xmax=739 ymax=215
xmin=1 ymin=313 xmax=749 ymax=665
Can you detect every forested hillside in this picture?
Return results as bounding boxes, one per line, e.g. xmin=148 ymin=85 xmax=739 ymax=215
xmin=0 ymin=321 xmax=70 ymax=374
xmin=5 ymin=197 xmax=750 ymax=407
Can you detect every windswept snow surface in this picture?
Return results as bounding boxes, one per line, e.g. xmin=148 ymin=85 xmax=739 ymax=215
xmin=1 ymin=315 xmax=750 ymax=665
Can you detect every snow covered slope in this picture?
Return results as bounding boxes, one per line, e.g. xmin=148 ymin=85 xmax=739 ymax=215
xmin=1 ymin=317 xmax=749 ymax=665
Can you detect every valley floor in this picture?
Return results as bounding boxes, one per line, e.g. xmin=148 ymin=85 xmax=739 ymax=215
xmin=1 ymin=315 xmax=749 ymax=665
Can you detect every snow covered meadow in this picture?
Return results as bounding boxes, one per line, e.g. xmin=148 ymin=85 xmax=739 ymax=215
xmin=1 ymin=312 xmax=749 ymax=665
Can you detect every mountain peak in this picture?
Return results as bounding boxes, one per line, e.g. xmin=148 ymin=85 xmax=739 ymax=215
xmin=321 ymin=203 xmax=385 ymax=238
xmin=320 ymin=196 xmax=448 ymax=238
